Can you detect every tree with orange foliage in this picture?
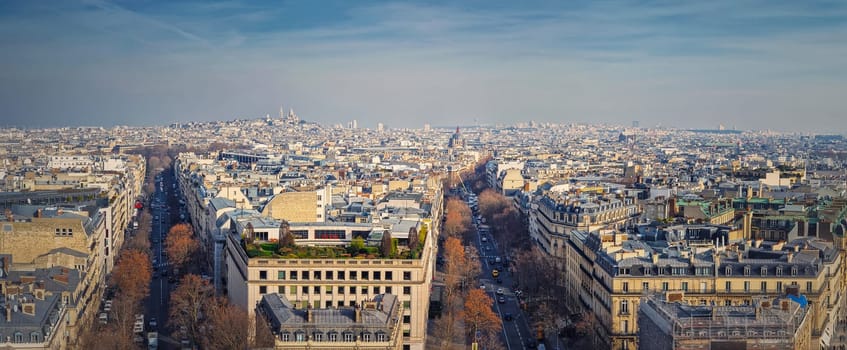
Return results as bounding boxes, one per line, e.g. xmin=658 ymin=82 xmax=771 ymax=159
xmin=442 ymin=237 xmax=480 ymax=302
xmin=461 ymin=289 xmax=502 ymax=341
xmin=443 ymin=198 xmax=472 ymax=238
xmin=478 ymin=189 xmax=509 ymax=222
xmin=111 ymin=249 xmax=152 ymax=302
xmin=165 ymin=223 xmax=199 ymax=272
xmin=170 ymin=274 xmax=214 ymax=345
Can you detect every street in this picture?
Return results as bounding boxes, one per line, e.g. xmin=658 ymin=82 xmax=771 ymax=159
xmin=467 ymin=194 xmax=536 ymax=350
xmin=143 ymin=172 xmax=177 ymax=349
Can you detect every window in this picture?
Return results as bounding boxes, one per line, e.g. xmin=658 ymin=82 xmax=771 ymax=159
xmin=338 ymin=271 xmax=345 ymax=280
xmin=761 ymin=281 xmax=767 ymax=292
xmin=278 ymin=286 xmax=285 ymax=294
xmin=338 ymin=286 xmax=345 ymax=294
xmin=385 ymin=271 xmax=393 ymax=280
xmin=725 ymin=266 xmax=732 ymax=276
xmin=620 ymin=300 xmax=629 ymax=314
xmin=313 ymin=332 xmax=323 ymax=341
xmin=725 ymin=300 xmax=732 ymax=306
xmin=259 ymin=270 xmax=267 ymax=280
xmin=326 ymin=271 xmax=334 ymax=280
xmin=725 ymin=281 xmax=731 ymax=292
xmin=403 ymin=271 xmax=411 ymax=281
xmin=806 ymin=281 xmax=813 ymax=292
xmin=403 ymin=315 xmax=411 ymax=323
xmin=361 ymin=286 xmax=368 ymax=294
xmin=315 ymin=229 xmax=345 ymax=239
xmin=344 ymin=332 xmax=354 ymax=342
xmin=374 ymin=271 xmax=381 ymax=280
xmin=404 ymin=286 xmax=411 ymax=295
xmin=760 ymin=266 xmax=767 ymax=276
xmin=302 ymin=286 xmax=309 ymax=294
xmin=776 ymin=281 xmax=783 ymax=293
xmin=350 ymin=271 xmax=358 ymax=280
xmin=622 ymin=282 xmax=629 ymax=293
xmin=377 ymin=332 xmax=387 ymax=341
xmin=277 ymin=271 xmax=286 ymax=280
xmin=337 ymin=300 xmax=344 ymax=307
xmin=621 ymin=320 xmax=629 ymax=333
xmin=349 ymin=300 xmax=356 ymax=306
xmin=642 ymin=282 xmax=649 ymax=291
xmin=363 ymin=333 xmax=371 ymax=342
xmin=282 ymin=333 xmax=290 ymax=341
xmin=791 ymin=266 xmax=798 ymax=276
xmin=326 ymin=285 xmax=332 ymax=294
xmin=259 ymin=286 xmax=267 ymax=294
xmin=776 ymin=266 xmax=783 ymax=276
xmin=290 ymin=286 xmax=297 ymax=294
xmin=662 ymin=282 xmax=669 ymax=291
xmin=325 ymin=300 xmax=332 ymax=308
xmin=362 ymin=271 xmax=369 ymax=280
xmin=328 ymin=332 xmax=338 ymax=341
xmin=403 ymin=301 xmax=411 ymax=308
xmin=292 ymin=230 xmax=308 ymax=239
xmin=743 ymin=266 xmax=751 ymax=276
xmin=313 ymin=286 xmax=320 ymax=294
xmin=314 ymin=271 xmax=321 ymax=280
xmin=374 ymin=286 xmax=381 ymax=294
xmin=295 ymin=332 xmax=305 ymax=341
xmin=743 ymin=281 xmax=750 ymax=292
xmin=301 ymin=271 xmax=309 ymax=280
xmin=385 ymin=286 xmax=392 ymax=294
xmin=350 ymin=286 xmax=357 ymax=294
xmin=681 ymin=282 xmax=688 ymax=292
xmin=290 ymin=270 xmax=298 ymax=280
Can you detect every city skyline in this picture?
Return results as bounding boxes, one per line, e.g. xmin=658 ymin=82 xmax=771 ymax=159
xmin=1 ymin=1 xmax=846 ymax=132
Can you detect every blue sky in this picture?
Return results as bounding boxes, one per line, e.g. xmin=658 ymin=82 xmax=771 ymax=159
xmin=1 ymin=0 xmax=846 ymax=131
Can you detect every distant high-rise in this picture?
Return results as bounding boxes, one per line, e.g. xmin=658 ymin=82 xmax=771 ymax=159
xmin=423 ymin=124 xmax=431 ymax=132
xmin=352 ymin=119 xmax=358 ymax=129
xmin=377 ymin=122 xmax=384 ymax=132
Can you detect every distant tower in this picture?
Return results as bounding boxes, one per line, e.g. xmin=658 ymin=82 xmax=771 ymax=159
xmin=424 ymin=124 xmax=431 ymax=132
xmin=352 ymin=119 xmax=358 ymax=129
xmin=280 ymin=106 xmax=285 ymax=119
xmin=377 ymin=123 xmax=384 ymax=132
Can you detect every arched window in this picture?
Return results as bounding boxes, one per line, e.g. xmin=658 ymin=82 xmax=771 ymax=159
xmin=725 ymin=266 xmax=732 ymax=275
xmin=312 ymin=332 xmax=323 ymax=341
xmin=294 ymin=331 xmax=306 ymax=342
xmin=760 ymin=266 xmax=767 ymax=276
xmin=743 ymin=265 xmax=751 ymax=276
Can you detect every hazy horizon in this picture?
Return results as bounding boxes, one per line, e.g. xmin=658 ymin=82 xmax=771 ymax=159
xmin=1 ymin=1 xmax=846 ymax=132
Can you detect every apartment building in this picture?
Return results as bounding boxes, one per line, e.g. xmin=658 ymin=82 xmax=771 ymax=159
xmin=638 ymin=292 xmax=812 ymax=350
xmin=258 ymin=293 xmax=403 ymax=350
xmin=566 ymin=228 xmax=844 ymax=350
xmin=223 ymin=218 xmax=436 ymax=350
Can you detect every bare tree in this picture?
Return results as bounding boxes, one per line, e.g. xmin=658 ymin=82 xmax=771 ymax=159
xmin=169 ymin=274 xmax=214 ymax=344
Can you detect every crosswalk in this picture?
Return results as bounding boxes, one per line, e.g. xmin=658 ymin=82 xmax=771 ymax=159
xmin=153 ymin=262 xmax=171 ymax=269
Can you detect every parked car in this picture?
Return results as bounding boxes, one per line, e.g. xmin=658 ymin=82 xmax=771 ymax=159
xmin=498 ymin=296 xmax=506 ymax=304
xmin=504 ymin=313 xmax=513 ymax=321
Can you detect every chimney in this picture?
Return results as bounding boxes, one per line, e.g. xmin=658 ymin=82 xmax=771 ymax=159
xmin=4 ymin=208 xmax=12 ymax=221
xmin=651 ymin=253 xmax=660 ymax=264
xmin=787 ymin=253 xmax=793 ymax=263
xmin=5 ymin=304 xmax=10 ymax=322
xmin=57 ymin=208 xmax=63 ymax=215
xmin=355 ymin=306 xmax=362 ymax=323
xmin=35 ymin=209 xmax=42 ymax=218
xmin=306 ymin=305 xmax=313 ymax=322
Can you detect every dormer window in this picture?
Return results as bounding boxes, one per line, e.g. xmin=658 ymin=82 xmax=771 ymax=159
xmin=791 ymin=266 xmax=798 ymax=276
xmin=776 ymin=266 xmax=783 ymax=276
xmin=743 ymin=266 xmax=751 ymax=276
xmin=760 ymin=266 xmax=767 ymax=276
xmin=725 ymin=266 xmax=732 ymax=276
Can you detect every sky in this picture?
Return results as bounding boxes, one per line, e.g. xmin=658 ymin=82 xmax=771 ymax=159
xmin=1 ymin=0 xmax=846 ymax=132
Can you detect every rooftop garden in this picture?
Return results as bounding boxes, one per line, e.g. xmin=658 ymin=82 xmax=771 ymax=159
xmin=242 ymin=223 xmax=428 ymax=260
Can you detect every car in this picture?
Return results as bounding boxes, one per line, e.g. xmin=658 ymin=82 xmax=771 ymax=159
xmin=498 ymin=296 xmax=506 ymax=304
xmin=496 ymin=278 xmax=503 ymax=284
xmin=526 ymin=340 xmax=537 ymax=348
xmin=504 ymin=313 xmax=513 ymax=321
xmin=168 ymin=275 xmax=176 ymax=283
xmin=480 ymin=284 xmax=486 ymax=290
xmin=496 ymin=288 xmax=504 ymax=295
xmin=149 ymin=317 xmax=157 ymax=329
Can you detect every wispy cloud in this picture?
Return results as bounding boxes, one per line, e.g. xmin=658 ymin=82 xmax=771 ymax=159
xmin=0 ymin=0 xmax=846 ymax=131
